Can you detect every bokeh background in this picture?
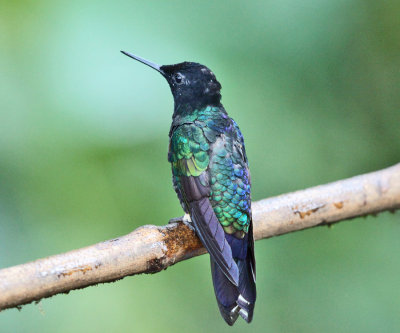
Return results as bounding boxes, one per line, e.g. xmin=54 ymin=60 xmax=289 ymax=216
xmin=1 ymin=0 xmax=399 ymax=332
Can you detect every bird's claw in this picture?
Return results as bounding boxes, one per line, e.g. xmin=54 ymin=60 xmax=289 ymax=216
xmin=168 ymin=216 xmax=184 ymax=224
xmin=168 ymin=214 xmax=195 ymax=231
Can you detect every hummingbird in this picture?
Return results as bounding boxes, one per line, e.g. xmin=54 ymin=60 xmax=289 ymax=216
xmin=121 ymin=50 xmax=256 ymax=325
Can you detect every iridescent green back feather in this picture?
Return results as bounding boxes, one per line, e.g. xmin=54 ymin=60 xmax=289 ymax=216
xmin=169 ymin=106 xmax=251 ymax=237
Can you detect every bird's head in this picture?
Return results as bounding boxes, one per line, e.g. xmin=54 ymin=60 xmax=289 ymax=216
xmin=121 ymin=51 xmax=222 ymax=111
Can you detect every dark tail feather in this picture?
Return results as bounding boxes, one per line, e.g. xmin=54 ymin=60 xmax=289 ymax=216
xmin=210 ymin=259 xmax=240 ymax=326
xmin=237 ymin=256 xmax=256 ymax=323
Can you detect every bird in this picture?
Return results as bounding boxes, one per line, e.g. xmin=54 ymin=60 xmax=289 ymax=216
xmin=121 ymin=50 xmax=256 ymax=325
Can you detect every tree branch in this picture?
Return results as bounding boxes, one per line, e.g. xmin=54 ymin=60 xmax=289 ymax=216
xmin=1 ymin=163 xmax=399 ymax=311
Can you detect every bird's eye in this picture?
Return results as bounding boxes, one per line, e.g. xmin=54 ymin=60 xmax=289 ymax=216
xmin=174 ymin=73 xmax=183 ymax=84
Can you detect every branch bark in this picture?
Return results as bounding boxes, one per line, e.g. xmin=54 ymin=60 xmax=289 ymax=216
xmin=1 ymin=163 xmax=399 ymax=311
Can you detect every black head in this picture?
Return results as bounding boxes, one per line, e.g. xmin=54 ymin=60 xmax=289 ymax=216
xmin=121 ymin=51 xmax=222 ymax=111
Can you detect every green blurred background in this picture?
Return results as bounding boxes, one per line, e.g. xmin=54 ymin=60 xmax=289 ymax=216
xmin=1 ymin=0 xmax=399 ymax=332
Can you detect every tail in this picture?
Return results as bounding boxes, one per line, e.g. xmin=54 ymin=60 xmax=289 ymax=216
xmin=211 ymin=249 xmax=256 ymax=325
xmin=236 ymin=255 xmax=256 ymax=322
xmin=210 ymin=259 xmax=239 ymax=325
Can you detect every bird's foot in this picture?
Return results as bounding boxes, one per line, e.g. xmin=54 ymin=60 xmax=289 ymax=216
xmin=169 ymin=213 xmax=192 ymax=224
xmin=168 ymin=214 xmax=195 ymax=231
xmin=168 ymin=216 xmax=183 ymax=224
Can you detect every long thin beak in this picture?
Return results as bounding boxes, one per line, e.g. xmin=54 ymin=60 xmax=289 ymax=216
xmin=121 ymin=50 xmax=164 ymax=75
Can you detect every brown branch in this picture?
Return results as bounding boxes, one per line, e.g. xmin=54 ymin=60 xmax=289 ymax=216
xmin=1 ymin=163 xmax=399 ymax=311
